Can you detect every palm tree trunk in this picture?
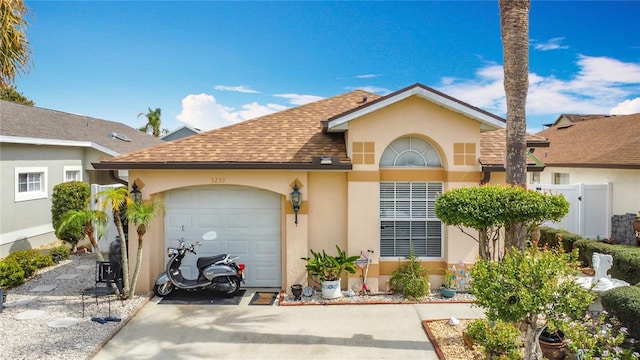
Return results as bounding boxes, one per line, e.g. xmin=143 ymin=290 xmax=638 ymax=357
xmin=86 ymin=230 xmax=105 ymax=262
xmin=500 ymin=0 xmax=530 ymax=251
xmin=113 ymin=211 xmax=130 ymax=299
xmin=129 ymin=235 xmax=144 ymax=295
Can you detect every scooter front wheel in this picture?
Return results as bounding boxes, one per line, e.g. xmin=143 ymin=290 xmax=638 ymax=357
xmin=153 ymin=282 xmax=174 ymax=297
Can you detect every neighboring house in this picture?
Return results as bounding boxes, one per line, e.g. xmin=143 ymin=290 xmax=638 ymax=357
xmin=160 ymin=124 xmax=201 ymax=141
xmin=543 ymin=113 xmax=608 ymax=128
xmin=535 ymin=113 xmax=640 ymax=238
xmin=0 ymin=100 xmax=164 ymax=257
xmin=160 ymin=125 xmax=202 ymax=141
xmin=94 ymin=83 xmax=545 ymax=293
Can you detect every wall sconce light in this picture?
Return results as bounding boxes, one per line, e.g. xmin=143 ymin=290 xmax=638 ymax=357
xmin=290 ymin=184 xmax=302 ymax=226
xmin=131 ymin=181 xmax=142 ymax=204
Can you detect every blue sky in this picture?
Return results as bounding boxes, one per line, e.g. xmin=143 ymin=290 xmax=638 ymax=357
xmin=16 ymin=1 xmax=640 ymax=134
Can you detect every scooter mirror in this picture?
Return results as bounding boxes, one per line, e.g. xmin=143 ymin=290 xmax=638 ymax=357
xmin=202 ymin=231 xmax=217 ymax=240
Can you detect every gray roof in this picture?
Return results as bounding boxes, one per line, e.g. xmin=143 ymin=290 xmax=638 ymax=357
xmin=0 ymin=100 xmax=163 ymax=155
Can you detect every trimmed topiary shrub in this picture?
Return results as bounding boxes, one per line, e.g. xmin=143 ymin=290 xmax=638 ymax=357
xmin=0 ymin=258 xmax=25 ymax=289
xmin=602 ymin=285 xmax=640 ymax=351
xmin=51 ymin=181 xmax=90 ymax=249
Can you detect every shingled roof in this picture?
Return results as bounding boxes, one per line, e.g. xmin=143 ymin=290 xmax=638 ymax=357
xmin=536 ymin=113 xmax=640 ymax=169
xmin=94 ymin=89 xmax=382 ymax=170
xmin=479 ymin=129 xmax=548 ymax=171
xmin=0 ymin=100 xmax=163 ymax=155
xmin=93 ymin=85 xmax=524 ymax=171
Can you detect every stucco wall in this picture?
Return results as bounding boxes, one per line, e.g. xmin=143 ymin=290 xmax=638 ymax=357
xmin=540 ymin=167 xmax=640 ymax=214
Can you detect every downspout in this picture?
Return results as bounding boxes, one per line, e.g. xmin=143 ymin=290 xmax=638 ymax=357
xmin=109 ymin=170 xmax=128 ymax=186
xmin=481 ymin=171 xmax=491 ymax=185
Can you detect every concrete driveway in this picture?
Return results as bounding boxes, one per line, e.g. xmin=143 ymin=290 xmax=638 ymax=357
xmin=92 ymin=291 xmax=484 ymax=360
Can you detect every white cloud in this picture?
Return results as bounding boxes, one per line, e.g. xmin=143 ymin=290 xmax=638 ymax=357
xmin=345 ymin=86 xmax=391 ymax=95
xmin=610 ymin=98 xmax=640 ymax=115
xmin=213 ymin=85 xmax=259 ymax=93
xmin=533 ymin=37 xmax=569 ymax=51
xmin=436 ymin=55 xmax=640 ymax=123
xmin=273 ymin=93 xmax=324 ymax=105
xmin=355 ymin=74 xmax=380 ymax=79
xmin=176 ymin=93 xmax=288 ymax=130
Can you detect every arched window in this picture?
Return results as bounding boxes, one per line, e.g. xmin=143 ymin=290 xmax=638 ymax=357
xmin=378 ymin=136 xmax=443 ymax=258
xmin=380 ymin=136 xmax=441 ymax=168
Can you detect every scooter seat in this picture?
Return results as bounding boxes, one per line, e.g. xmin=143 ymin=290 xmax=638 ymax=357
xmin=197 ymin=254 xmax=228 ymax=269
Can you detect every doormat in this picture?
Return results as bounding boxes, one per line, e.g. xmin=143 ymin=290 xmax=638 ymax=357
xmin=249 ymin=292 xmax=278 ymax=306
xmin=158 ymin=289 xmax=246 ymax=305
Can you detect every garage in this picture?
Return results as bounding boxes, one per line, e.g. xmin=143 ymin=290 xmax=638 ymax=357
xmin=164 ymin=185 xmax=281 ymax=287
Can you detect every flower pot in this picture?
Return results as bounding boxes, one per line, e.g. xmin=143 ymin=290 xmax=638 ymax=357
xmin=539 ymin=329 xmax=566 ymax=360
xmin=321 ymin=279 xmax=342 ymax=299
xmin=440 ymin=286 xmax=457 ymax=298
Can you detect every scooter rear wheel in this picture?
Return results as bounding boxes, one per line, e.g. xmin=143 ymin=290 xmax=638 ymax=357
xmin=226 ymin=278 xmax=241 ymax=297
xmin=153 ymin=282 xmax=174 ymax=297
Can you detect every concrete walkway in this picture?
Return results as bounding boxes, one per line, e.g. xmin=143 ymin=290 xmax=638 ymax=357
xmin=92 ymin=292 xmax=484 ymax=360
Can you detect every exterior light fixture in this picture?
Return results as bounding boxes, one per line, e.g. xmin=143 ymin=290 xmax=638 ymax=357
xmin=320 ymin=156 xmax=333 ymax=165
xmin=290 ymin=184 xmax=302 ymax=226
xmin=131 ymin=181 xmax=142 ymax=204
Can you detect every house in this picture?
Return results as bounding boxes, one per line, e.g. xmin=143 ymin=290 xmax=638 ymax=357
xmin=0 ymin=100 xmax=164 ymax=257
xmin=543 ymin=113 xmax=608 ymax=128
xmin=160 ymin=124 xmax=201 ymax=141
xmin=93 ymin=83 xmax=546 ymax=293
xmin=535 ymin=113 xmax=640 ymax=240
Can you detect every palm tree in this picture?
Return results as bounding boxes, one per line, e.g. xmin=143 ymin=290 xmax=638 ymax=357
xmin=95 ymin=186 xmax=132 ymax=299
xmin=500 ymin=0 xmax=530 ymax=252
xmin=137 ymin=107 xmax=162 ymax=137
xmin=0 ymin=0 xmax=32 ymax=88
xmin=56 ymin=208 xmax=108 ymax=261
xmin=127 ymin=199 xmax=164 ymax=295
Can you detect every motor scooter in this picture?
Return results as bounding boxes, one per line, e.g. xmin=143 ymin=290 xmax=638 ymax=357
xmin=153 ymin=231 xmax=245 ymax=297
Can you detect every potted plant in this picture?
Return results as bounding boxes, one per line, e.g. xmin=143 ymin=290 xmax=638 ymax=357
xmin=301 ymin=245 xmax=359 ymax=299
xmin=440 ymin=268 xmax=457 ymax=298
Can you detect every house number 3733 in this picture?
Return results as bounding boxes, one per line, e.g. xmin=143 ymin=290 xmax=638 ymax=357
xmin=211 ymin=177 xmax=225 ymax=184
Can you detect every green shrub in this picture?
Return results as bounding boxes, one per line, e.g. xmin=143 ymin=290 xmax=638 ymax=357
xmin=602 ymin=285 xmax=640 ymax=350
xmin=538 ymin=226 xmax=583 ymax=253
xmin=32 ymin=253 xmax=54 ymax=269
xmin=390 ymin=251 xmax=429 ymax=300
xmin=6 ymin=249 xmax=40 ymax=278
xmin=49 ymin=245 xmax=70 ymax=263
xmin=51 ymin=181 xmax=90 ymax=248
xmin=465 ymin=319 xmax=522 ymax=359
xmin=0 ymin=258 xmax=25 ymax=288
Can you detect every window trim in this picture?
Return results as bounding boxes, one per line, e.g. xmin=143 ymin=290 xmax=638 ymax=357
xmin=15 ymin=167 xmax=48 ymax=202
xmin=63 ymin=165 xmax=83 ymax=182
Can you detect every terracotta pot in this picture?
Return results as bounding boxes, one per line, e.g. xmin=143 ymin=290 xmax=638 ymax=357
xmin=539 ymin=329 xmax=566 ymax=360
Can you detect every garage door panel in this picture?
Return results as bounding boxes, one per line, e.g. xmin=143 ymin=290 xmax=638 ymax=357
xmin=197 ymin=214 xmax=221 ymax=228
xmin=165 ymin=186 xmax=281 ymax=287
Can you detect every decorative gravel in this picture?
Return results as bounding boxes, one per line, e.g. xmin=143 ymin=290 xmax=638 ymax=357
xmin=0 ymin=253 xmax=148 ymax=360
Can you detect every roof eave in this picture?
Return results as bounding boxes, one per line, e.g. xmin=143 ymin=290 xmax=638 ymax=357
xmin=546 ymin=163 xmax=640 ymax=170
xmin=325 ymin=83 xmax=506 ymax=133
xmin=92 ymin=161 xmax=353 ymax=171
xmin=1 ymin=135 xmax=120 ymax=156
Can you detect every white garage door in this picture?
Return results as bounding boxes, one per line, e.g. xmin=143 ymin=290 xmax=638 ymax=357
xmin=165 ymin=185 xmax=281 ymax=287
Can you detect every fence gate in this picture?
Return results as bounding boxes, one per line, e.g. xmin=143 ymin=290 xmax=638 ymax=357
xmin=535 ymin=183 xmax=611 ymax=239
